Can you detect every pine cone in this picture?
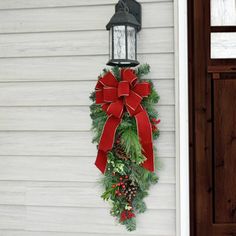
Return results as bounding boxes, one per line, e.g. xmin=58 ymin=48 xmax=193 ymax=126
xmin=122 ymin=180 xmax=138 ymax=202
xmin=113 ymin=143 xmax=130 ymax=160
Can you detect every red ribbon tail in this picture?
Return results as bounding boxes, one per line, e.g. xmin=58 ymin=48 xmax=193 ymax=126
xmin=141 ymin=143 xmax=155 ymax=172
xmin=135 ymin=110 xmax=155 ymax=172
xmin=95 ymin=116 xmax=121 ymax=173
xmin=95 ymin=150 xmax=108 ymax=174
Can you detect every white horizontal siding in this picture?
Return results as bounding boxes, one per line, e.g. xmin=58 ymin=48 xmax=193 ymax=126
xmin=0 ymin=206 xmax=175 ymax=235
xmin=0 ymin=156 xmax=175 ymax=183
xmin=0 ymin=106 xmax=174 ymax=131
xmin=0 ymin=54 xmax=174 ymax=82
xmin=0 ymin=2 xmax=173 ymax=33
xmin=0 ymin=0 xmax=172 ymax=9
xmin=0 ymin=80 xmax=174 ymax=106
xmin=0 ymin=181 xmax=175 ymax=209
xmin=0 ymin=131 xmax=175 ymax=157
xmin=0 ymin=0 xmax=176 ymax=235
xmin=0 ymin=28 xmax=173 ymax=58
xmin=0 ymin=231 xmax=174 ymax=236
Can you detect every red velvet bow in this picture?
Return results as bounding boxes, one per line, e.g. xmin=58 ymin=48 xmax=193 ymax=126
xmin=95 ymin=69 xmax=154 ymax=173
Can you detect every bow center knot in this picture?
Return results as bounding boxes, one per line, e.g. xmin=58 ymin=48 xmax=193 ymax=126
xmin=118 ymin=81 xmax=130 ymax=97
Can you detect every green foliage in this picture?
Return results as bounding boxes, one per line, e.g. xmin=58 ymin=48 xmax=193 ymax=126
xmin=123 ymin=218 xmax=136 ymax=231
xmin=142 ymin=81 xmax=160 ymax=121
xmin=90 ymin=64 xmax=160 ymax=231
xmin=129 ymin=162 xmax=159 ymax=191
xmin=112 ymin=66 xmax=121 ymax=81
xmin=120 ymin=128 xmax=145 ymax=165
xmin=133 ymin=198 xmax=147 ymax=213
xmin=107 ymin=152 xmax=127 ymax=175
xmin=135 ymin=63 xmax=150 ymax=78
xmin=101 ymin=187 xmax=116 ymax=201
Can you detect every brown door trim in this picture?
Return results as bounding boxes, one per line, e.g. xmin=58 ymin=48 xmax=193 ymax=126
xmin=188 ymin=0 xmax=212 ymax=235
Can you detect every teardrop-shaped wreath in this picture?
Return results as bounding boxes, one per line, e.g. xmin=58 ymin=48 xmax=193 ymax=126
xmin=90 ymin=64 xmax=160 ymax=231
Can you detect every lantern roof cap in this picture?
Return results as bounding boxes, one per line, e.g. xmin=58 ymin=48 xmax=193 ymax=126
xmin=106 ymin=10 xmax=141 ymax=30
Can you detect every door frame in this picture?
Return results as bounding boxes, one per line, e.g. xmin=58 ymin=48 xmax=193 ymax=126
xmin=187 ymin=0 xmax=236 ymax=234
xmin=174 ymin=0 xmax=190 ymax=235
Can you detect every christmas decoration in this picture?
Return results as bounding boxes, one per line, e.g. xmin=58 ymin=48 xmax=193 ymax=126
xmin=90 ymin=64 xmax=160 ymax=231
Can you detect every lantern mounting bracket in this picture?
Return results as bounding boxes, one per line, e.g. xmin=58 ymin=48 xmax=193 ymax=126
xmin=115 ymin=0 xmax=142 ymax=32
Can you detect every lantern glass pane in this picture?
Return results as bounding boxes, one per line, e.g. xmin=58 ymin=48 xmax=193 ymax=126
xmin=113 ymin=25 xmax=126 ymax=59
xmin=127 ymin=26 xmax=136 ymax=60
xmin=109 ymin=28 xmax=113 ymax=59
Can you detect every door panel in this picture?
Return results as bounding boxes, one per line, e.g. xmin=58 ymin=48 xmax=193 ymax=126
xmin=214 ymin=79 xmax=236 ymax=223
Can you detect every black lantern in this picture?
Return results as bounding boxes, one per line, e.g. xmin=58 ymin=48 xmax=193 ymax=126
xmin=106 ymin=0 xmax=142 ymax=67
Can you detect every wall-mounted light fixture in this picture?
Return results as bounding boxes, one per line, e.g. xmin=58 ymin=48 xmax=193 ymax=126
xmin=106 ymin=0 xmax=142 ymax=67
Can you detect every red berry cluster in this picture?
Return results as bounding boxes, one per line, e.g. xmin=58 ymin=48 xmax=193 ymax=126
xmin=120 ymin=210 xmax=135 ymax=222
xmin=151 ymin=118 xmax=161 ymax=132
xmin=112 ymin=176 xmax=129 ymax=197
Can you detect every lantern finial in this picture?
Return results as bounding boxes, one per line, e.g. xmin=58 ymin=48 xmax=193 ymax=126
xmin=117 ymin=0 xmax=130 ymax=13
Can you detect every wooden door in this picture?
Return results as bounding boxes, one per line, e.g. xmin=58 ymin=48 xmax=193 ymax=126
xmin=188 ymin=0 xmax=236 ymax=235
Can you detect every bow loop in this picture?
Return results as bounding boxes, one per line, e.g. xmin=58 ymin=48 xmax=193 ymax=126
xmin=118 ymin=81 xmax=130 ymax=97
xmin=103 ymin=87 xmax=118 ymax=102
xmin=95 ymin=89 xmax=104 ymax=104
xmin=99 ymin=71 xmax=118 ymax=87
xmin=133 ymin=82 xmax=151 ymax=97
xmin=121 ymin=68 xmax=137 ymax=86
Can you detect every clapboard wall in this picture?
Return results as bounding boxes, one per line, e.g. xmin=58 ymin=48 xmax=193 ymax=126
xmin=0 ymin=0 xmax=175 ymax=235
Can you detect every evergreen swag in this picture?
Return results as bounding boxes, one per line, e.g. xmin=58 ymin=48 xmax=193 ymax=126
xmin=90 ymin=64 xmax=160 ymax=231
